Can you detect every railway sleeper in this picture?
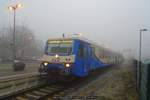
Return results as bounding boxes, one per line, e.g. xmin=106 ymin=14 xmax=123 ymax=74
xmin=57 ymin=91 xmax=66 ymax=96
xmin=25 ymin=93 xmax=41 ymax=100
xmin=32 ymin=91 xmax=48 ymax=96
xmin=45 ymin=87 xmax=60 ymax=91
xmin=39 ymin=89 xmax=54 ymax=93
xmin=16 ymin=96 xmax=28 ymax=100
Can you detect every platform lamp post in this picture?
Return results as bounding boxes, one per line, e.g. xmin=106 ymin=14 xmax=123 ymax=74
xmin=138 ymin=28 xmax=147 ymax=88
xmin=8 ymin=3 xmax=23 ymax=63
xmin=139 ymin=28 xmax=147 ymax=65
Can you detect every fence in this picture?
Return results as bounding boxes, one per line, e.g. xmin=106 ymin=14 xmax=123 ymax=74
xmin=136 ymin=59 xmax=150 ymax=100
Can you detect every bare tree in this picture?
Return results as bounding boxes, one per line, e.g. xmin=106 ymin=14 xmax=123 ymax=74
xmin=0 ymin=26 xmax=43 ymax=61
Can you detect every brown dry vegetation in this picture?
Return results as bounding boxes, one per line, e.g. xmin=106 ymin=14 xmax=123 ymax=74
xmin=95 ymin=63 xmax=139 ymax=100
xmin=70 ymin=60 xmax=139 ymax=100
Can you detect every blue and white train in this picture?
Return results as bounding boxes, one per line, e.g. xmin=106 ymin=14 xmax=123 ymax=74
xmin=39 ymin=37 xmax=123 ymax=78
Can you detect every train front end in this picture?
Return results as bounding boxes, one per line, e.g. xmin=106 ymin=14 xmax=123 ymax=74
xmin=39 ymin=39 xmax=75 ymax=79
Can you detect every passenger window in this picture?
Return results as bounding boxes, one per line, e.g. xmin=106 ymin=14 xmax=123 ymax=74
xmin=92 ymin=47 xmax=95 ymax=57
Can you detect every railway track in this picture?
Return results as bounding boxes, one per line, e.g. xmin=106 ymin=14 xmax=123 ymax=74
xmin=8 ymin=83 xmax=68 ymax=100
xmin=5 ymin=80 xmax=84 ymax=100
xmin=1 ymin=64 xmax=119 ymax=100
xmin=0 ymin=72 xmax=47 ymax=99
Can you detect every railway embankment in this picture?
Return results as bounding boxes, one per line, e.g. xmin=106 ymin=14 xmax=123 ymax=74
xmin=69 ymin=59 xmax=139 ymax=100
xmin=0 ymin=62 xmax=39 ymax=77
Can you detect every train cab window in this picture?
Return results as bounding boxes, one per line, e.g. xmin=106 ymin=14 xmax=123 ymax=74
xmin=77 ymin=43 xmax=84 ymax=58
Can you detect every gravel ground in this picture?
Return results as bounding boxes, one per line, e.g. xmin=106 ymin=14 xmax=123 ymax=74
xmin=0 ymin=62 xmax=40 ymax=77
xmin=69 ymin=60 xmax=139 ymax=100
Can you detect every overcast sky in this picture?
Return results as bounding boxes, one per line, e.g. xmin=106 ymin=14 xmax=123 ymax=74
xmin=0 ymin=0 xmax=150 ymax=59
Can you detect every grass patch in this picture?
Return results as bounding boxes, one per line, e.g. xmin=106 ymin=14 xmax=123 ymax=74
xmin=95 ymin=64 xmax=139 ymax=100
xmin=0 ymin=63 xmax=12 ymax=70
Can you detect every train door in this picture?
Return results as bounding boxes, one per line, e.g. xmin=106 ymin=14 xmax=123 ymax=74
xmin=75 ymin=43 xmax=85 ymax=76
xmin=83 ymin=44 xmax=91 ymax=73
xmin=73 ymin=42 xmax=91 ymax=77
xmin=73 ymin=42 xmax=87 ymax=76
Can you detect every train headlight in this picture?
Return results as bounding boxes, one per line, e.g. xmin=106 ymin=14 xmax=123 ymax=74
xmin=55 ymin=54 xmax=59 ymax=58
xmin=65 ymin=63 xmax=70 ymax=68
xmin=43 ymin=62 xmax=48 ymax=66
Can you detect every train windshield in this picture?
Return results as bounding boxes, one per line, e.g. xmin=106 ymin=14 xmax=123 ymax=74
xmin=47 ymin=40 xmax=73 ymax=54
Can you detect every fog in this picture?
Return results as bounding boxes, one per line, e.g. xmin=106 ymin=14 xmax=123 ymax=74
xmin=0 ymin=0 xmax=150 ymax=60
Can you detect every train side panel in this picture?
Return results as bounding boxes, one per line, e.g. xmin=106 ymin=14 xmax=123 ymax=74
xmin=90 ymin=45 xmax=110 ymax=70
xmin=92 ymin=44 xmax=121 ymax=65
xmin=71 ymin=39 xmax=109 ymax=77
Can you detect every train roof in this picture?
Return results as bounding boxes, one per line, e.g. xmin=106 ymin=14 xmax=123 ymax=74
xmin=48 ymin=37 xmax=109 ymax=48
xmin=47 ymin=37 xmax=99 ymax=45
